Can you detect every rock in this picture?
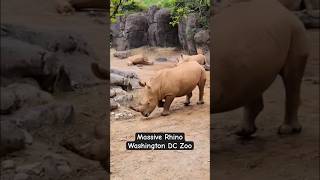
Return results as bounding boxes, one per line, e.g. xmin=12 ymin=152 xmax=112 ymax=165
xmin=204 ymin=64 xmax=211 ymax=71
xmin=295 ymin=11 xmax=320 ymax=28
xmin=194 ymin=30 xmax=210 ymax=45
xmin=110 ymin=99 xmax=119 ymax=111
xmin=13 ymin=173 xmax=31 ymax=180
xmin=114 ymin=111 xmax=135 ymax=120
xmin=94 ymin=122 xmax=107 ymax=139
xmin=110 ymin=68 xmax=139 ymax=79
xmin=56 ymin=0 xmax=105 ymax=15
xmin=15 ymin=162 xmax=42 ymax=175
xmin=110 ymin=87 xmax=127 ymax=97
xmin=123 ymin=13 xmax=149 ymax=50
xmin=113 ymin=51 xmax=131 ymax=59
xmin=22 ymin=130 xmax=33 ymax=145
xmin=0 ymin=87 xmax=18 ymax=114
xmin=178 ymin=14 xmax=199 ymax=54
xmin=1 ymin=23 xmax=101 ymax=90
xmin=155 ymin=57 xmax=168 ymax=62
xmin=146 ymin=6 xmax=160 ymax=25
xmin=1 ymin=160 xmax=16 ymax=170
xmin=60 ymin=135 xmax=107 ymax=161
xmin=113 ymin=94 xmax=133 ymax=104
xmin=110 ymin=73 xmax=132 ymax=91
xmin=0 ymin=37 xmax=66 ymax=92
xmin=148 ymin=9 xmax=179 ymax=47
xmin=6 ymin=83 xmax=53 ymax=109
xmin=0 ymin=121 xmax=25 ymax=156
xmin=2 ymin=24 xmax=96 ymax=57
xmin=4 ymin=102 xmax=74 ymax=131
xmin=42 ymin=153 xmax=72 ymax=178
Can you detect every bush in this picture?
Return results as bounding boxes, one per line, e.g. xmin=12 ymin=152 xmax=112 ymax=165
xmin=110 ymin=0 xmax=210 ymax=28
xmin=111 ymin=0 xmax=147 ymax=23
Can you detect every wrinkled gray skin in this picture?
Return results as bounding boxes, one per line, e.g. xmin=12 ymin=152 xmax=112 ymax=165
xmin=212 ymin=0 xmax=309 ymax=137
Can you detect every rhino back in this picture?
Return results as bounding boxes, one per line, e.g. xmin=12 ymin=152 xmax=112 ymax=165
xmin=159 ymin=62 xmax=203 ymax=97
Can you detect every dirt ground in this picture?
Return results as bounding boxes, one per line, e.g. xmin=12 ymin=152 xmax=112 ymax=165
xmin=1 ymin=0 xmax=109 ymax=179
xmin=110 ymin=47 xmax=211 ymax=180
xmin=211 ymin=29 xmax=319 ymax=180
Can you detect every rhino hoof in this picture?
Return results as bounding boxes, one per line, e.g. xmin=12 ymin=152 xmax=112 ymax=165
xmin=235 ymin=127 xmax=257 ymax=137
xmin=278 ymin=124 xmax=302 ymax=135
xmin=161 ymin=111 xmax=170 ymax=116
xmin=197 ymin=101 xmax=204 ymax=105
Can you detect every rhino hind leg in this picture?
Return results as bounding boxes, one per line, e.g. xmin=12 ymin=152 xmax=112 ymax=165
xmin=184 ymin=92 xmax=192 ymax=106
xmin=161 ymin=95 xmax=175 ymax=116
xmin=236 ymin=96 xmax=264 ymax=137
xmin=197 ymin=73 xmax=206 ymax=105
xmin=278 ymin=54 xmax=308 ymax=135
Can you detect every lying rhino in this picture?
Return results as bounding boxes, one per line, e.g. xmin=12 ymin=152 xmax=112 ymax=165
xmin=176 ymin=54 xmax=207 ymax=65
xmin=212 ymin=0 xmax=309 ymax=136
xmin=131 ymin=61 xmax=206 ymax=117
xmin=127 ymin=54 xmax=153 ymax=66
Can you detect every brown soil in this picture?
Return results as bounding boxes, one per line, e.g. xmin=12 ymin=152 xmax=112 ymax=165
xmin=110 ymin=47 xmax=211 ymax=180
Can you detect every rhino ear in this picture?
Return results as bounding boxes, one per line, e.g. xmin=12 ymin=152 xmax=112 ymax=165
xmin=139 ymin=81 xmax=146 ymax=87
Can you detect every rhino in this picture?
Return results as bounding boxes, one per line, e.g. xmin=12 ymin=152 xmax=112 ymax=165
xmin=176 ymin=54 xmax=207 ymax=65
xmin=212 ymin=0 xmax=310 ymax=136
xmin=127 ymin=54 xmax=153 ymax=66
xmin=131 ymin=61 xmax=206 ymax=117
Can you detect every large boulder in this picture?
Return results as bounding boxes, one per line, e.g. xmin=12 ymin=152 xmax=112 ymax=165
xmin=178 ymin=14 xmax=199 ymax=55
xmin=0 ymin=121 xmax=26 ymax=156
xmin=194 ymin=29 xmax=210 ymax=54
xmin=1 ymin=24 xmax=102 ymax=91
xmin=123 ymin=13 xmax=149 ymax=50
xmin=0 ymin=83 xmax=53 ymax=115
xmin=56 ymin=0 xmax=106 ymax=15
xmin=148 ymin=8 xmax=179 ymax=47
xmin=2 ymin=102 xmax=74 ymax=131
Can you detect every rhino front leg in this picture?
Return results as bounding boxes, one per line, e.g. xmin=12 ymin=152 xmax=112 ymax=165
xmin=161 ymin=95 xmax=175 ymax=116
xmin=197 ymin=77 xmax=206 ymax=105
xmin=236 ymin=96 xmax=264 ymax=137
xmin=184 ymin=92 xmax=192 ymax=106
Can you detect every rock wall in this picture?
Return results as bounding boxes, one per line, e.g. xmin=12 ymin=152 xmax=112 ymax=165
xmin=111 ymin=7 xmax=184 ymax=51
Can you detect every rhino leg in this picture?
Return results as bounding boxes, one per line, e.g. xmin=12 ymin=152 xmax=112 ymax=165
xmin=278 ymin=55 xmax=308 ymax=135
xmin=197 ymin=75 xmax=206 ymax=105
xmin=184 ymin=92 xmax=192 ymax=106
xmin=236 ymin=96 xmax=264 ymax=137
xmin=161 ymin=96 xmax=175 ymax=116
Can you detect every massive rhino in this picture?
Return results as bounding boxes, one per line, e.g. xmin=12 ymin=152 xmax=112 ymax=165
xmin=212 ymin=0 xmax=309 ymax=136
xmin=132 ymin=61 xmax=206 ymax=117
xmin=176 ymin=54 xmax=207 ymax=65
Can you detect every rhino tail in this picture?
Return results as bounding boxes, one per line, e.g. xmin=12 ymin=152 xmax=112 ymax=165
xmin=91 ymin=62 xmax=109 ymax=80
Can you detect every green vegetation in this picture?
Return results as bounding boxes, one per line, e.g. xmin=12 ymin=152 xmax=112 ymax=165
xmin=110 ymin=0 xmax=210 ymax=28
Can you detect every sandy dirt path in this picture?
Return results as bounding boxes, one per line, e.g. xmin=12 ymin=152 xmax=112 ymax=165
xmin=110 ymin=48 xmax=211 ymax=180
